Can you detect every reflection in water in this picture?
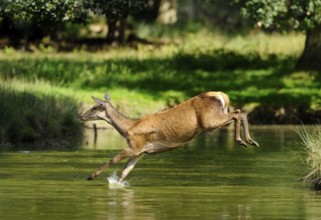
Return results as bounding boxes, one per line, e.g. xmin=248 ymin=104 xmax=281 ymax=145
xmin=82 ymin=126 xmax=127 ymax=150
xmin=1 ymin=126 xmax=321 ymax=219
xmin=106 ymin=188 xmax=156 ymax=220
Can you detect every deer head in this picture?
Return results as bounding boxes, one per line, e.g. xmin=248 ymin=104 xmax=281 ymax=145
xmin=79 ymin=92 xmax=111 ymax=121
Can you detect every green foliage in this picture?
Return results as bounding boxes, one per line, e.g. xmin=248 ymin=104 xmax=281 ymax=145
xmin=85 ymin=0 xmax=146 ymax=18
xmin=0 ymin=85 xmax=83 ymax=146
xmin=239 ymin=0 xmax=321 ymax=30
xmin=0 ymin=0 xmax=88 ymax=28
xmin=0 ymin=0 xmax=147 ymax=25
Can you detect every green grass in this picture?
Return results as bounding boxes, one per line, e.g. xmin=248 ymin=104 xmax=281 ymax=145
xmin=0 ymin=31 xmax=320 ymax=146
xmin=297 ymin=126 xmax=321 ymax=190
xmin=1 ymin=32 xmax=319 ymax=111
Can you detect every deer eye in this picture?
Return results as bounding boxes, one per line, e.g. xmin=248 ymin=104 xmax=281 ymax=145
xmin=91 ymin=106 xmax=97 ymax=111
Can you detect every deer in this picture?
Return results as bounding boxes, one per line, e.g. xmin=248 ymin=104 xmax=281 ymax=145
xmin=79 ymin=91 xmax=259 ymax=183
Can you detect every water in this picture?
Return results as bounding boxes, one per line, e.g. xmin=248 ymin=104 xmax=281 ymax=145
xmin=1 ymin=126 xmax=321 ymax=219
xmin=107 ymin=172 xmax=129 ymax=188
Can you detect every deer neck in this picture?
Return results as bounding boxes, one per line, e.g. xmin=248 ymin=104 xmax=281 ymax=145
xmin=104 ymin=102 xmax=137 ymax=137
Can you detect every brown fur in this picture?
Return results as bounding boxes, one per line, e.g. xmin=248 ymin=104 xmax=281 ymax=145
xmin=79 ymin=91 xmax=259 ymax=182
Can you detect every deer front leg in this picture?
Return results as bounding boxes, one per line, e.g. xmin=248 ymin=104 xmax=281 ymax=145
xmin=118 ymin=154 xmax=144 ymax=183
xmin=240 ymin=111 xmax=259 ymax=147
xmin=87 ymin=147 xmax=134 ymax=180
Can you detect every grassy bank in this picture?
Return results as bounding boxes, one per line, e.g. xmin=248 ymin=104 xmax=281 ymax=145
xmin=0 ymin=82 xmax=82 ymax=147
xmin=0 ymin=32 xmax=320 ymax=146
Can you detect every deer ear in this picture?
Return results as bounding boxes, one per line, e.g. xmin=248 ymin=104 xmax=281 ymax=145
xmin=104 ymin=92 xmax=111 ymax=101
xmin=91 ymin=96 xmax=105 ymax=104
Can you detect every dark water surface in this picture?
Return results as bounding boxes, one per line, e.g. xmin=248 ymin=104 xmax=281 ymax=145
xmin=1 ymin=126 xmax=321 ymax=219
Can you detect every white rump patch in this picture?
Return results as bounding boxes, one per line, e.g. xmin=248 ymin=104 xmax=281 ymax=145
xmin=107 ymin=172 xmax=129 ymax=188
xmin=217 ymin=93 xmax=228 ymax=113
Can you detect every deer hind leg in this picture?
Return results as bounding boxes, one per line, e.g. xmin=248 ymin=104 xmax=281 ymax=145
xmin=118 ymin=154 xmax=144 ymax=183
xmin=87 ymin=147 xmax=134 ymax=180
xmin=240 ymin=111 xmax=259 ymax=147
xmin=212 ymin=109 xmax=247 ymax=147
xmin=232 ymin=109 xmax=248 ymax=147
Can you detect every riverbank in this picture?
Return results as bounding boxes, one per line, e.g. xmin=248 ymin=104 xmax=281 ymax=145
xmin=0 ymin=32 xmax=320 ymax=146
xmin=0 ymin=84 xmax=82 ymax=147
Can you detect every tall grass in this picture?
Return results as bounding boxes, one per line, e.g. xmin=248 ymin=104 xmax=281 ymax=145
xmin=0 ymin=84 xmax=83 ymax=147
xmin=297 ymin=126 xmax=321 ymax=190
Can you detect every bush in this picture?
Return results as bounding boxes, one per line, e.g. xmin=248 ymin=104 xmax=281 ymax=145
xmin=0 ymin=87 xmax=83 ymax=147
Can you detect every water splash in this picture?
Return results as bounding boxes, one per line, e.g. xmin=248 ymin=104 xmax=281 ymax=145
xmin=107 ymin=172 xmax=129 ymax=188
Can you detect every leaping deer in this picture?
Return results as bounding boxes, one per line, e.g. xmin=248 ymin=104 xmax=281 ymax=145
xmin=79 ymin=91 xmax=259 ymax=183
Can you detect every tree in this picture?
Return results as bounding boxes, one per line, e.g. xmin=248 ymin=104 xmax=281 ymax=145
xmin=238 ymin=0 xmax=321 ymax=70
xmin=178 ymin=0 xmax=250 ymax=32
xmin=134 ymin=0 xmax=161 ymax=23
xmin=86 ymin=0 xmax=146 ymax=44
xmin=0 ymin=0 xmax=88 ymax=49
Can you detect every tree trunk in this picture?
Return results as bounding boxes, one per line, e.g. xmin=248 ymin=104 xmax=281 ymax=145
xmin=106 ymin=15 xmax=127 ymax=45
xmin=297 ymin=24 xmax=321 ymax=70
xmin=136 ymin=0 xmax=161 ymax=22
xmin=106 ymin=17 xmax=117 ymax=44
xmin=116 ymin=16 xmax=127 ymax=44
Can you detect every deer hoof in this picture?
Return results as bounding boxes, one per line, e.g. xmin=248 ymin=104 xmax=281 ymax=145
xmin=87 ymin=174 xmax=97 ymax=180
xmin=248 ymin=139 xmax=259 ymax=147
xmin=236 ymin=139 xmax=247 ymax=147
xmin=252 ymin=140 xmax=259 ymax=147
